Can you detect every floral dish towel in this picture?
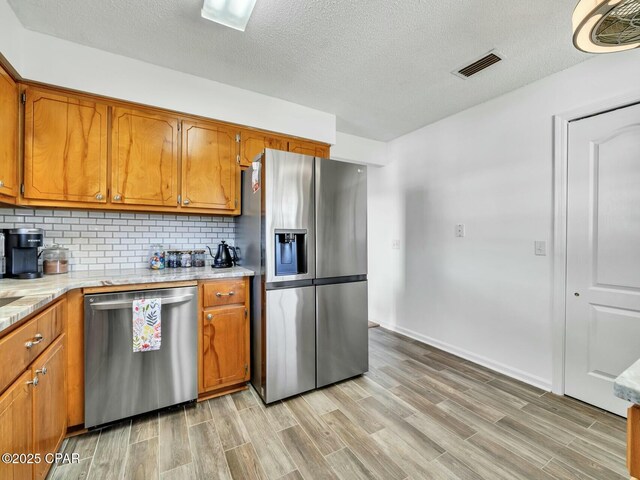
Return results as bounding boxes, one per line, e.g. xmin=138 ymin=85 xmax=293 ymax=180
xmin=133 ymin=298 xmax=162 ymax=352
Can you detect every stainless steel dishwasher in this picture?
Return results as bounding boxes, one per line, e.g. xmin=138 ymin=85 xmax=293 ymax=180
xmin=84 ymin=286 xmax=197 ymax=428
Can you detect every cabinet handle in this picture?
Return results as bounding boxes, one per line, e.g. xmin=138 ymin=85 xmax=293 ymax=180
xmin=206 ymin=313 xmax=213 ymax=320
xmin=96 ymin=193 xmax=104 ymax=200
xmin=35 ymin=366 xmax=48 ymax=375
xmin=216 ymin=291 xmax=235 ymax=297
xmin=113 ymin=194 xmax=122 ymax=201
xmin=25 ymin=333 xmax=44 ymax=349
xmin=0 ymin=180 xmax=4 ymax=188
xmin=26 ymin=376 xmax=39 ymax=387
xmin=183 ymin=198 xmax=190 ymax=205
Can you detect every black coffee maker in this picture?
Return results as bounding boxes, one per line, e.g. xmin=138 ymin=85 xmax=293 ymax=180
xmin=3 ymin=228 xmax=44 ymax=279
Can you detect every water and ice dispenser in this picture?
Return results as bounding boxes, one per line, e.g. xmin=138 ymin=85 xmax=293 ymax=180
xmin=274 ymin=229 xmax=308 ymax=276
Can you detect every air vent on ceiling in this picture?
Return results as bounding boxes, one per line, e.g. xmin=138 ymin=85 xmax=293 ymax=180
xmin=453 ymin=51 xmax=503 ymax=79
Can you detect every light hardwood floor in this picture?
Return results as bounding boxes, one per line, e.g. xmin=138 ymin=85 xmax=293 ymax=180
xmin=48 ymin=327 xmax=627 ymax=480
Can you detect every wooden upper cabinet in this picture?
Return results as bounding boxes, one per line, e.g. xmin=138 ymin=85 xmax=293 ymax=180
xmin=202 ymin=305 xmax=249 ymax=392
xmin=182 ymin=120 xmax=239 ymax=212
xmin=0 ymin=371 xmax=34 ymax=480
xmin=288 ymin=139 xmax=330 ymax=158
xmin=111 ymin=107 xmax=179 ymax=207
xmin=0 ymin=65 xmax=18 ymax=200
xmin=23 ymin=88 xmax=108 ymax=203
xmin=32 ymin=335 xmax=66 ymax=480
xmin=239 ymin=130 xmax=287 ymax=168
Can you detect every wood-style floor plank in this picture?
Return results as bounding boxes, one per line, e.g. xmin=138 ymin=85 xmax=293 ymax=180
xmin=232 ymin=388 xmax=259 ymax=411
xmin=279 ymin=425 xmax=338 ymax=480
xmin=209 ymin=395 xmax=250 ymax=451
xmin=225 ymin=442 xmax=268 ymax=480
xmin=57 ymin=327 xmax=625 ymax=480
xmin=185 ymin=401 xmax=212 ymax=427
xmin=322 ymin=409 xmax=407 ymax=480
xmin=285 ymin=395 xmax=345 ymax=455
xmin=123 ymin=437 xmax=159 ymax=480
xmin=188 ymin=421 xmax=232 ymax=480
xmin=325 ymin=447 xmax=375 ymax=480
xmin=88 ymin=422 xmax=131 ymax=480
xmin=130 ymin=413 xmax=159 ymax=444
xmin=301 ymin=389 xmax=339 ymax=416
xmin=61 ymin=430 xmax=100 ymax=459
xmin=239 ymin=405 xmax=297 ymax=479
xmin=158 ymin=409 xmax=192 ymax=473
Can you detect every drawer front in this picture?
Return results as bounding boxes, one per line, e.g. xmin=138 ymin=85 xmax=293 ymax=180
xmin=202 ymin=279 xmax=246 ymax=308
xmin=0 ymin=300 xmax=65 ymax=394
xmin=0 ymin=319 xmax=38 ymax=394
xmin=32 ymin=301 xmax=65 ymax=360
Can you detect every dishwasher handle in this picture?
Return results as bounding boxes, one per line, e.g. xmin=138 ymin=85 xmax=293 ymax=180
xmin=88 ymin=294 xmax=194 ymax=311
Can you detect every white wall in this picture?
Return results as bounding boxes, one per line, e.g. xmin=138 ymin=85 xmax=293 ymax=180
xmin=369 ymin=48 xmax=640 ymax=390
xmin=332 ymin=132 xmax=387 ymax=166
xmin=0 ymin=0 xmax=23 ymax=71
xmin=0 ymin=0 xmax=335 ymax=145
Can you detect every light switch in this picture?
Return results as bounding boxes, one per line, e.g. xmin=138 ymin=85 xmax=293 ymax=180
xmin=455 ymin=224 xmax=465 ymax=237
xmin=534 ymin=241 xmax=546 ymax=256
xmin=392 ymin=239 xmax=401 ymax=250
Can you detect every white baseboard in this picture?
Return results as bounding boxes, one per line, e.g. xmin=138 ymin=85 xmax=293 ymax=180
xmin=376 ymin=322 xmax=552 ymax=392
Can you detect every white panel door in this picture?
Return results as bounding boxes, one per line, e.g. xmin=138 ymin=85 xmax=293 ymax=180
xmin=566 ymin=102 xmax=640 ymax=416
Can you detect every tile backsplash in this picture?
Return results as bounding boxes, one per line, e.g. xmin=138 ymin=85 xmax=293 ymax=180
xmin=0 ymin=208 xmax=235 ymax=271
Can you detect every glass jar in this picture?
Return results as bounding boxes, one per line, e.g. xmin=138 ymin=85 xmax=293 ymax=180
xmin=42 ymin=244 xmax=70 ymax=274
xmin=148 ymin=244 xmax=165 ymax=270
xmin=193 ymin=250 xmax=206 ymax=267
xmin=181 ymin=251 xmax=192 ymax=268
xmin=166 ymin=251 xmax=178 ymax=268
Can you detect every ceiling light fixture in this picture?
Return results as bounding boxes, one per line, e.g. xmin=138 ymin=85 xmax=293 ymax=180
xmin=572 ymin=0 xmax=640 ymax=53
xmin=201 ymin=0 xmax=257 ymax=32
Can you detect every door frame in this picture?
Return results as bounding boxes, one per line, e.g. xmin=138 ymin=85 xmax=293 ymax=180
xmin=551 ymin=89 xmax=640 ymax=395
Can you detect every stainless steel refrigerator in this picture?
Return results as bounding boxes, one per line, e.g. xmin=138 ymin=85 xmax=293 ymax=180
xmin=236 ymin=149 xmax=368 ymax=403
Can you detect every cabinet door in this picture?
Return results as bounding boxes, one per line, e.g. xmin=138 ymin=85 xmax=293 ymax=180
xmin=111 ymin=107 xmax=179 ymax=207
xmin=202 ymin=305 xmax=249 ymax=392
xmin=0 ymin=371 xmax=33 ymax=480
xmin=32 ymin=335 xmax=66 ymax=480
xmin=24 ymin=88 xmax=108 ymax=203
xmin=288 ymin=139 xmax=330 ymax=158
xmin=182 ymin=121 xmax=239 ymax=212
xmin=239 ymin=130 xmax=287 ymax=168
xmin=0 ymin=66 xmax=18 ymax=200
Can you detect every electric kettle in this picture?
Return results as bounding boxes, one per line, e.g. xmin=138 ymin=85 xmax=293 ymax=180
xmin=207 ymin=241 xmax=238 ymax=268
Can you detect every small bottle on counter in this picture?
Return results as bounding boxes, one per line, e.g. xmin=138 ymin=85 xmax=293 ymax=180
xmin=42 ymin=245 xmax=70 ymax=275
xmin=193 ymin=250 xmax=206 ymax=267
xmin=181 ymin=251 xmax=192 ymax=268
xmin=166 ymin=251 xmax=178 ymax=268
xmin=149 ymin=244 xmax=165 ymax=270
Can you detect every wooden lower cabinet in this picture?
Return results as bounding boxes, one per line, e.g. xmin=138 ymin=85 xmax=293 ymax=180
xmin=199 ymin=279 xmax=250 ymax=397
xmin=0 ymin=371 xmax=33 ymax=480
xmin=0 ymin=300 xmax=66 ymax=480
xmin=32 ymin=335 xmax=66 ymax=480
xmin=629 ymin=405 xmax=640 ymax=480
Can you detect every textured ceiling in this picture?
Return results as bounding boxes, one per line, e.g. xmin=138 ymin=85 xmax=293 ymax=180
xmin=8 ymin=0 xmax=588 ymax=141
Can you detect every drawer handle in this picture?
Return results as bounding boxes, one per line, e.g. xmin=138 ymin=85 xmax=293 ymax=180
xmin=36 ymin=366 xmax=47 ymax=375
xmin=25 ymin=333 xmax=44 ymax=349
xmin=26 ymin=376 xmax=39 ymax=387
xmin=206 ymin=313 xmax=213 ymax=320
xmin=216 ymin=291 xmax=235 ymax=297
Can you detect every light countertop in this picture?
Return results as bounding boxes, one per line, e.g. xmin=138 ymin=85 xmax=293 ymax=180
xmin=614 ymin=358 xmax=640 ymax=405
xmin=0 ymin=266 xmax=254 ymax=335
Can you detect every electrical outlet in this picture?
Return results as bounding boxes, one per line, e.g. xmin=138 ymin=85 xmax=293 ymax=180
xmin=455 ymin=224 xmax=465 ymax=237
xmin=392 ymin=239 xmax=401 ymax=250
xmin=534 ymin=240 xmax=546 ymax=256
